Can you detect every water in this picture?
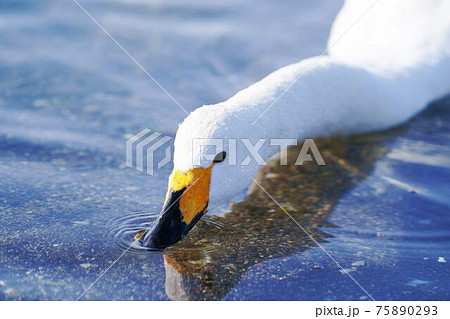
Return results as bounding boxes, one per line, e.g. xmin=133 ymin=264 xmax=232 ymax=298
xmin=0 ymin=0 xmax=449 ymax=300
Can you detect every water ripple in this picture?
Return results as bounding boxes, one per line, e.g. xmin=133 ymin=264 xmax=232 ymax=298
xmin=107 ymin=211 xmax=160 ymax=254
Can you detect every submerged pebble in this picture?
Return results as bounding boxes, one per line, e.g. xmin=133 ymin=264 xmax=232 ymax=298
xmin=407 ymin=279 xmax=430 ymax=287
xmin=351 ymin=260 xmax=365 ymax=267
xmin=339 ymin=267 xmax=357 ymax=274
xmin=312 ymin=264 xmax=324 ymax=270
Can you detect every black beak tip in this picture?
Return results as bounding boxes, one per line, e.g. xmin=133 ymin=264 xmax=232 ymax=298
xmin=137 ymin=220 xmax=185 ymax=250
xmin=138 ymin=231 xmax=178 ymax=250
xmin=137 ymin=188 xmax=207 ymax=250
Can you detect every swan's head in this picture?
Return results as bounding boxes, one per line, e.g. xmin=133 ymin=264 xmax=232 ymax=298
xmin=139 ymin=104 xmax=259 ymax=249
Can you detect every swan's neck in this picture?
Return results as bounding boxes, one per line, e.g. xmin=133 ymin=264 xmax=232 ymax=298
xmin=215 ymin=55 xmax=449 ymax=168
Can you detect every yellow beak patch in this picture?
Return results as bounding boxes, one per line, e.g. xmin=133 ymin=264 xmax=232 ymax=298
xmin=165 ymin=165 xmax=213 ymax=224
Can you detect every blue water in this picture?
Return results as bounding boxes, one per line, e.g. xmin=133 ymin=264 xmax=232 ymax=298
xmin=0 ymin=0 xmax=449 ymax=300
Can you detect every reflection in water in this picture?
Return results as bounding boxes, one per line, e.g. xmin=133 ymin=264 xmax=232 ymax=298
xmin=162 ymin=131 xmax=398 ymax=300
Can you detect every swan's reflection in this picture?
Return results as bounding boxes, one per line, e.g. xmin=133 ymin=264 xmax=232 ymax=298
xmin=162 ymin=131 xmax=396 ymax=300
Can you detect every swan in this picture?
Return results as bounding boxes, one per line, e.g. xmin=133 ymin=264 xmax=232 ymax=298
xmin=161 ymin=133 xmax=392 ymax=300
xmin=139 ymin=0 xmax=450 ymax=248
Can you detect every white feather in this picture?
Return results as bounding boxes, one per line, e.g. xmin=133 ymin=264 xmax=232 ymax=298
xmin=173 ymin=0 xmax=450 ymax=207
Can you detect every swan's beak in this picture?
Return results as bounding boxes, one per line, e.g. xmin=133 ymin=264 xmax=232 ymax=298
xmin=137 ymin=166 xmax=213 ymax=249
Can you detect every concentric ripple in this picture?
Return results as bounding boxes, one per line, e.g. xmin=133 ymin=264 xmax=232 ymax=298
xmin=107 ymin=211 xmax=160 ymax=254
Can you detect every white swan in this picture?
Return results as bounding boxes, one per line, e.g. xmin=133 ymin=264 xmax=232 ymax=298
xmin=139 ymin=0 xmax=450 ymax=248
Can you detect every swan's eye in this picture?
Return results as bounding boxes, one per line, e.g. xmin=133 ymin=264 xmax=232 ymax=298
xmin=213 ymin=151 xmax=227 ymax=163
